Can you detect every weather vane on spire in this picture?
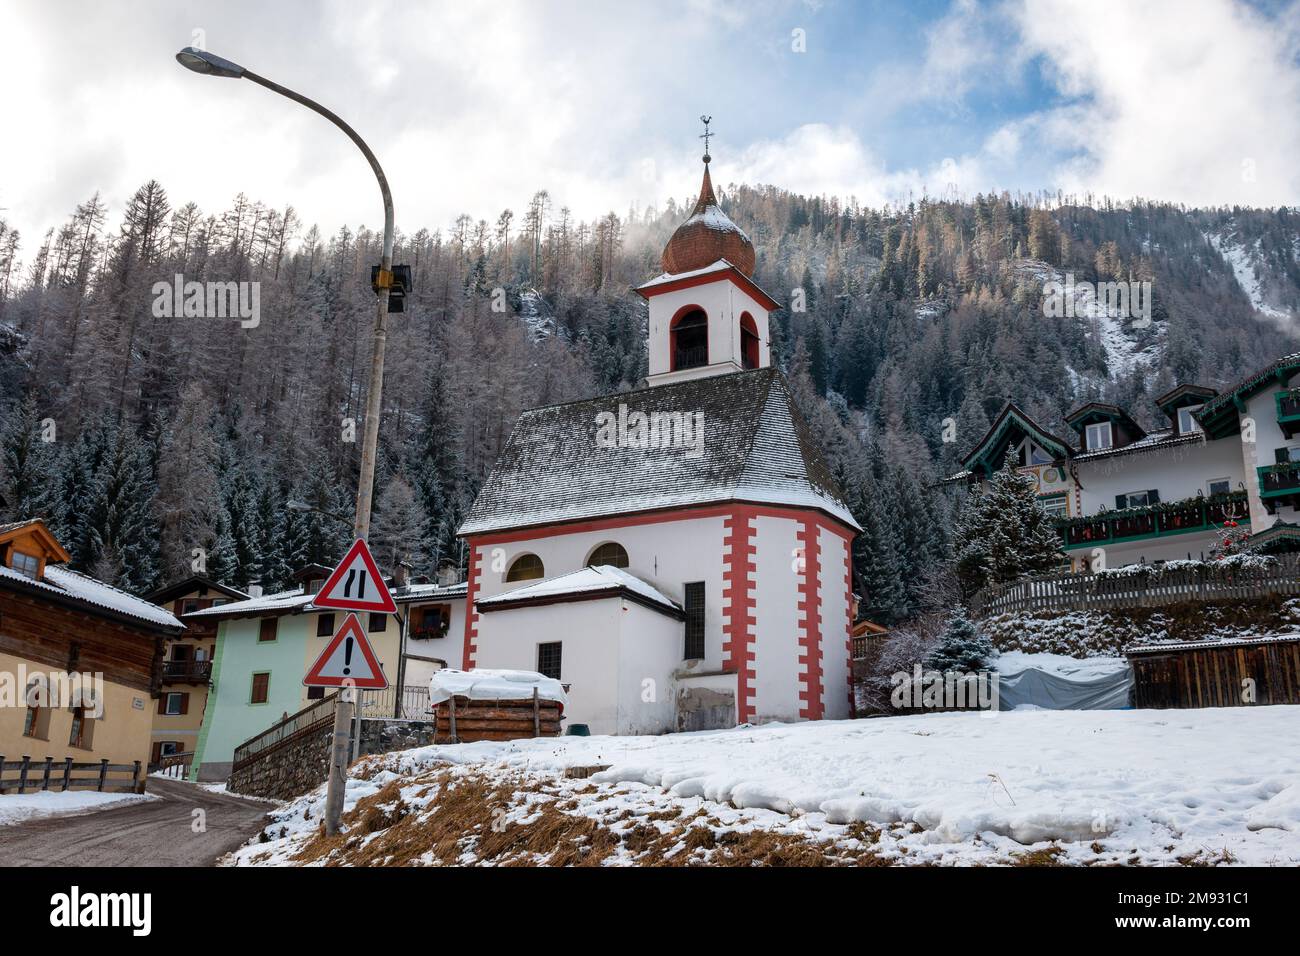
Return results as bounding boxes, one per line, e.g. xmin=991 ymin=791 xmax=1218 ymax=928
xmin=700 ymin=115 xmax=713 ymax=164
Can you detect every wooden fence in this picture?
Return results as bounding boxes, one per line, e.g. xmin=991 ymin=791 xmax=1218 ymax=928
xmin=433 ymin=692 xmax=562 ymax=744
xmin=1127 ymin=634 xmax=1300 ymax=708
xmin=0 ymin=755 xmax=143 ymax=794
xmin=971 ymin=554 xmax=1300 ymax=617
xmin=152 ymin=751 xmax=195 ymax=779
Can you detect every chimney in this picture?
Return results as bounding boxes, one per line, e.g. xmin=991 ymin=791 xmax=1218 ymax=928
xmin=436 ymin=562 xmax=461 ymax=587
xmin=395 ymin=561 xmax=411 ymax=588
xmin=247 ymin=580 xmax=264 ymax=599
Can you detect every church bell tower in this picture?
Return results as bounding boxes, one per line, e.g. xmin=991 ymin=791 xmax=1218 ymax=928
xmin=635 ymin=118 xmax=781 ymax=387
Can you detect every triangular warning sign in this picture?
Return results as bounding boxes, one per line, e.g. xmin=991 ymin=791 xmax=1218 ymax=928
xmin=304 ymin=613 xmax=389 ymax=688
xmin=313 ymin=538 xmax=397 ymax=613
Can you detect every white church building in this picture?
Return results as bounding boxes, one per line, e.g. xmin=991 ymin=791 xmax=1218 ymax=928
xmin=453 ymin=153 xmax=861 ymax=736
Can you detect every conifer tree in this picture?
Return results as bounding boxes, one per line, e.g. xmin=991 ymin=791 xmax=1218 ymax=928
xmin=925 ymin=609 xmax=993 ymax=672
xmin=0 ymin=395 xmax=55 ymax=522
xmin=952 ymin=452 xmax=1063 ymax=599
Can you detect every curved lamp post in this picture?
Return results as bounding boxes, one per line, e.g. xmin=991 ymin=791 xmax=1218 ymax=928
xmin=177 ymin=47 xmax=393 ymax=837
xmin=175 ymin=46 xmax=393 ymax=542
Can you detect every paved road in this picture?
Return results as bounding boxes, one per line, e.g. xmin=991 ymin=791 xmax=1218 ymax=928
xmin=0 ymin=778 xmax=273 ymax=867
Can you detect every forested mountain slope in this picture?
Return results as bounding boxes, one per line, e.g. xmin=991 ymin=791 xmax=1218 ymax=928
xmin=0 ymin=180 xmax=1295 ymax=623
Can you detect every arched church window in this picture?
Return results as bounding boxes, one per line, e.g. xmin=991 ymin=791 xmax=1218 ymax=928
xmin=740 ymin=312 xmax=760 ymax=369
xmin=587 ymin=542 xmax=629 ymax=569
xmin=671 ymin=307 xmax=708 ymax=371
xmin=505 ymin=553 xmax=545 ymax=582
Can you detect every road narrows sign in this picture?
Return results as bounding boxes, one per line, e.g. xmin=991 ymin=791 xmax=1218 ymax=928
xmin=304 ymin=613 xmax=389 ymax=689
xmin=313 ymin=538 xmax=398 ymax=613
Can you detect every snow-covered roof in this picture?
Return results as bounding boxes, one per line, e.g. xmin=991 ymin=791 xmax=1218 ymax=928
xmin=0 ymin=564 xmax=183 ymax=631
xmin=428 ymin=668 xmax=568 ymax=707
xmin=1125 ymin=633 xmax=1300 ymax=655
xmin=393 ymin=580 xmax=468 ymax=604
xmin=1071 ymin=429 xmax=1204 ymax=463
xmin=184 ymin=586 xmax=317 ymax=619
xmin=477 ymin=565 xmax=682 ymax=616
xmin=636 ymin=258 xmax=736 ymax=291
xmin=459 ymin=368 xmax=859 ymax=536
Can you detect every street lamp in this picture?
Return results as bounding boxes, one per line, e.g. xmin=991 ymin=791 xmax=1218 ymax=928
xmin=177 ymin=46 xmax=394 ymax=837
xmin=175 ymin=46 xmax=394 ymax=542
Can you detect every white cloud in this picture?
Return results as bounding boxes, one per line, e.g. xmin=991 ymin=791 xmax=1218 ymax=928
xmin=1010 ymin=0 xmax=1300 ymax=206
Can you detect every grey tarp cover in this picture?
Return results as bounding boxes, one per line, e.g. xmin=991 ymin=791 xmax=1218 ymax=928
xmin=996 ymin=664 xmax=1133 ymax=710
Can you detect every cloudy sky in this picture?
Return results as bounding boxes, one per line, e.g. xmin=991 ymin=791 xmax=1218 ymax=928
xmin=1 ymin=0 xmax=1298 ymax=249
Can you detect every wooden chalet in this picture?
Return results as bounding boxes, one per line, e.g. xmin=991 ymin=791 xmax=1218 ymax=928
xmin=0 ymin=520 xmax=183 ymax=791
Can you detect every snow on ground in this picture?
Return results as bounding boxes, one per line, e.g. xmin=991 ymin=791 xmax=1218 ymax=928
xmin=0 ymin=790 xmax=155 ymax=826
xmin=1208 ymin=233 xmax=1291 ymax=322
xmin=227 ymin=707 xmax=1300 ymax=867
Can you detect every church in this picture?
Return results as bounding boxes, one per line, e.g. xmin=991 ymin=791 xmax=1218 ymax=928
xmin=456 ymin=143 xmax=861 ymax=736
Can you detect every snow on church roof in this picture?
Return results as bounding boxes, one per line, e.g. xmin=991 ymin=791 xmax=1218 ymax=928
xmin=458 ymin=368 xmax=860 ymax=536
xmin=477 ymin=565 xmax=681 ymax=616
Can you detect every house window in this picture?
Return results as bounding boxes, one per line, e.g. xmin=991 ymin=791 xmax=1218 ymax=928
xmin=368 ymin=613 xmax=386 ymax=633
xmin=163 ymin=692 xmax=185 ymax=716
xmin=683 ymin=582 xmax=706 ymax=660
xmin=506 ymin=553 xmax=545 ymax=582
xmin=1117 ymin=490 xmax=1160 ymax=509
xmin=414 ymin=605 xmax=450 ymax=638
xmin=670 ymin=308 xmax=709 ymax=371
xmin=181 ymin=598 xmax=200 ymax=615
xmin=10 ymin=551 xmax=40 ymax=579
xmin=251 ymin=672 xmax=270 ymax=704
xmin=1178 ymin=405 xmax=1204 ymax=435
xmin=537 ymin=642 xmax=562 ymax=680
xmin=587 ymin=542 xmax=629 ymax=569
xmin=23 ymin=705 xmax=49 ymax=740
xmin=68 ymin=707 xmax=94 ymax=750
xmin=316 ymin=614 xmax=336 ymax=637
xmin=1085 ymin=422 xmax=1113 ymax=451
xmin=159 ymin=741 xmax=181 ymax=758
xmin=740 ymin=312 xmax=760 ymax=370
xmin=1207 ymin=478 xmax=1232 ymax=497
xmin=258 ymin=618 xmax=278 ymax=642
xmin=1039 ymin=494 xmax=1068 ymax=519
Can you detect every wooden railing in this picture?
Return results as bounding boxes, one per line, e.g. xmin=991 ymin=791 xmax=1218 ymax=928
xmin=0 ymin=755 xmax=143 ymax=794
xmin=971 ymin=554 xmax=1300 ymax=617
xmin=161 ymin=660 xmax=212 ymax=683
xmin=230 ymin=692 xmax=337 ymax=773
xmin=153 ymin=751 xmax=195 ymax=778
xmin=1055 ymin=492 xmax=1248 ymax=551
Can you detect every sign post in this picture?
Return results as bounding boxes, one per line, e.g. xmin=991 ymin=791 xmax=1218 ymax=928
xmin=307 ymin=539 xmax=396 ymax=836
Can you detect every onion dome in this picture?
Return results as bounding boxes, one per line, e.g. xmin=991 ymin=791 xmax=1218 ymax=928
xmin=662 ymin=160 xmax=756 ymax=277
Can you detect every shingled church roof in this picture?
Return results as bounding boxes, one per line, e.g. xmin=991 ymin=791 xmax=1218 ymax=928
xmin=459 ymin=368 xmax=859 ymax=536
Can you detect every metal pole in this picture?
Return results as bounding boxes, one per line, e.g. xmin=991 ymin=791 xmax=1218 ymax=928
xmin=177 ymin=50 xmax=396 ymax=840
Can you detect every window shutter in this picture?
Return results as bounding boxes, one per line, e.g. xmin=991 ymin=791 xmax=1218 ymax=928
xmin=1148 ymin=489 xmax=1160 ymax=504
xmin=180 ymin=693 xmax=190 ymax=715
xmin=152 ymin=742 xmax=162 ymax=764
xmin=1115 ymin=494 xmax=1127 ymax=509
xmin=157 ymin=695 xmax=166 ymax=715
xmin=1277 ymin=447 xmax=1290 ymax=464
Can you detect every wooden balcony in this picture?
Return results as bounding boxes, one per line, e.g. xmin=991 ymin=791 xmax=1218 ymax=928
xmin=1259 ymin=462 xmax=1300 ymax=501
xmin=1276 ymin=390 xmax=1300 ymax=439
xmin=161 ymin=660 xmax=212 ymax=684
xmin=1056 ymin=492 xmax=1249 ymax=551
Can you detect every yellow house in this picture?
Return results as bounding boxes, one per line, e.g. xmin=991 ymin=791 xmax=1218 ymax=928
xmin=0 ymin=520 xmax=183 ymax=790
xmin=144 ymin=576 xmax=247 ymax=768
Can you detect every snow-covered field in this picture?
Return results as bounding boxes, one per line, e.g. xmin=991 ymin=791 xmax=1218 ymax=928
xmin=227 ymin=707 xmax=1300 ymax=867
xmin=0 ymin=790 xmax=155 ymax=827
